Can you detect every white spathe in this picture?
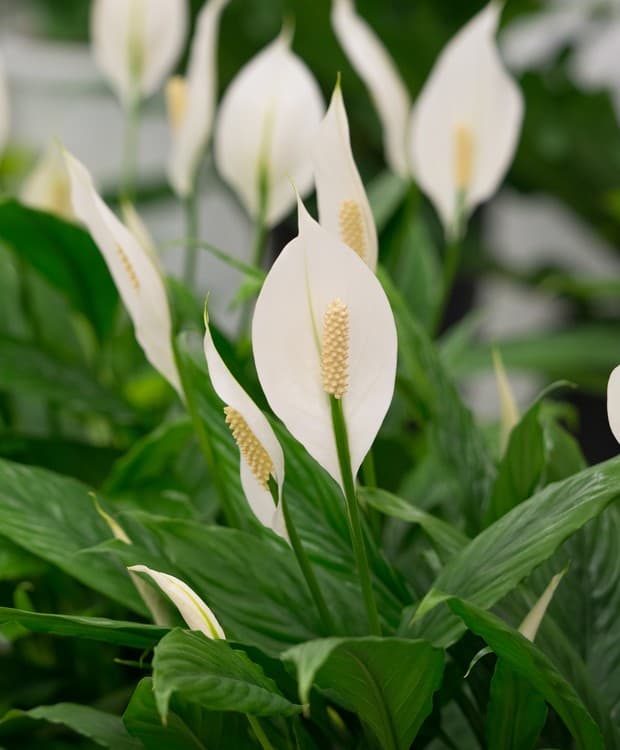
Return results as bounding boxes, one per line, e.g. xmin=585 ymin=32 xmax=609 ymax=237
xmin=129 ymin=565 xmax=225 ymax=639
xmin=313 ymin=82 xmax=378 ymax=270
xmin=91 ymin=0 xmax=188 ymax=106
xmin=607 ymin=365 xmax=620 ymax=444
xmin=331 ymin=0 xmax=411 ymax=177
xmin=252 ymin=197 xmax=397 ymax=489
xmin=409 ymin=2 xmax=524 ymax=236
xmin=214 ymin=29 xmax=324 ymax=227
xmin=167 ymin=0 xmax=229 ymax=197
xmin=20 ymin=142 xmax=73 ymax=220
xmin=203 ymin=313 xmax=287 ymax=539
xmin=63 ymin=150 xmax=181 ymax=394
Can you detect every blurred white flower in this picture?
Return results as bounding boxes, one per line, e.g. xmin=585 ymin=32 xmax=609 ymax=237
xmin=0 ymin=54 xmax=9 ymax=158
xmin=607 ymin=365 xmax=620 ymax=443
xmin=167 ymin=0 xmax=229 ymax=197
xmin=501 ymin=0 xmax=620 ymax=124
xmin=252 ymin=196 xmax=397 ymax=490
xmin=20 ymin=142 xmax=73 ymax=220
xmin=129 ymin=564 xmax=225 ymax=639
xmin=409 ymin=3 xmax=524 ymax=238
xmin=214 ymin=27 xmax=324 ymax=227
xmin=313 ymin=81 xmax=378 ymax=270
xmin=63 ymin=149 xmax=181 ymax=394
xmin=331 ymin=0 xmax=411 ymax=176
xmin=91 ymin=0 xmax=188 ymax=107
xmin=203 ymin=307 xmax=287 ymax=539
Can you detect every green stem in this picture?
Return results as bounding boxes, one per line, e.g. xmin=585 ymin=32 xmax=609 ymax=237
xmin=329 ymin=396 xmax=381 ymax=635
xmin=183 ymin=188 xmax=200 ymax=291
xmin=121 ymin=94 xmax=141 ymax=203
xmin=433 ymin=235 xmax=461 ymax=335
xmin=270 ymin=479 xmax=335 ymax=635
xmin=246 ymin=716 xmax=275 ymax=750
xmin=172 ymin=336 xmax=241 ymax=529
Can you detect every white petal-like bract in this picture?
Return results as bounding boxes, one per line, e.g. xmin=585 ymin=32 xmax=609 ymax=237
xmin=331 ymin=0 xmax=411 ymax=176
xmin=129 ymin=565 xmax=225 ymax=639
xmin=91 ymin=0 xmax=188 ymax=105
xmin=313 ymin=82 xmax=378 ymax=270
xmin=214 ymin=29 xmax=324 ymax=227
xmin=64 ymin=150 xmax=181 ymax=394
xmin=409 ymin=2 xmax=524 ymax=236
xmin=203 ymin=316 xmax=286 ymax=538
xmin=167 ymin=0 xmax=229 ymax=196
xmin=20 ymin=142 xmax=73 ymax=220
xmin=252 ymin=198 xmax=397 ymax=489
xmin=607 ymin=365 xmax=620 ymax=444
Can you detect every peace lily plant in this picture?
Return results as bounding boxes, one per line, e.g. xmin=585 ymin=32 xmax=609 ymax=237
xmin=0 ymin=3 xmax=618 ymax=750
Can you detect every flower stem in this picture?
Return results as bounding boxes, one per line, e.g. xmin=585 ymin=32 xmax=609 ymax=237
xmin=247 ymin=716 xmax=275 ymax=750
xmin=183 ymin=188 xmax=200 ymax=291
xmin=433 ymin=235 xmax=461 ymax=335
xmin=172 ymin=336 xmax=241 ymax=529
xmin=329 ymin=396 xmax=381 ymax=635
xmin=121 ymin=93 xmax=140 ymax=203
xmin=270 ymin=479 xmax=335 ymax=635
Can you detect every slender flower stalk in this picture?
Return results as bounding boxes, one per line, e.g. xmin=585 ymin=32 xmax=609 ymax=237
xmin=252 ymin=197 xmax=397 ymax=633
xmin=203 ymin=306 xmax=334 ymax=632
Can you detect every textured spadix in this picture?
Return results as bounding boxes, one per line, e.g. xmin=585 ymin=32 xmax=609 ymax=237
xmin=252 ymin=197 xmax=397 ymax=488
xmin=203 ymin=312 xmax=286 ymax=538
xmin=409 ymin=2 xmax=524 ymax=236
xmin=64 ymin=150 xmax=181 ymax=394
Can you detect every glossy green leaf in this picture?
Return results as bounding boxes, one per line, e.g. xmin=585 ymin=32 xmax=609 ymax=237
xmin=486 ymin=660 xmax=547 ymax=750
xmin=0 ymin=703 xmax=141 ymax=749
xmin=0 ymin=607 xmax=167 ymax=647
xmin=360 ymin=486 xmax=468 ymax=560
xmin=0 ymin=199 xmax=117 ymax=340
xmin=0 ymin=458 xmax=145 ymax=613
xmin=448 ymin=597 xmax=604 ymax=750
xmin=408 ymin=456 xmax=620 ymax=645
xmin=483 ymin=401 xmax=545 ymax=527
xmin=153 ymin=629 xmax=300 ymax=721
xmin=284 ymin=637 xmax=444 ymax=750
xmin=123 ymin=677 xmax=257 ymax=750
xmin=0 ymin=337 xmax=134 ymax=421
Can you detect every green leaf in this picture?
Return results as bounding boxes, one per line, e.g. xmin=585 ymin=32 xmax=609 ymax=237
xmin=486 ymin=660 xmax=547 ymax=750
xmin=0 ymin=703 xmax=141 ymax=749
xmin=124 ymin=677 xmax=256 ymax=750
xmin=408 ymin=455 xmax=620 ymax=646
xmin=153 ymin=629 xmax=300 ymax=721
xmin=483 ymin=401 xmax=545 ymax=527
xmin=0 ymin=199 xmax=117 ymax=340
xmin=284 ymin=637 xmax=444 ymax=750
xmin=0 ymin=337 xmax=134 ymax=421
xmin=360 ymin=487 xmax=468 ymax=561
xmin=379 ymin=268 xmax=496 ymax=531
xmin=448 ymin=597 xmax=604 ymax=750
xmin=0 ymin=458 xmax=145 ymax=613
xmin=0 ymin=608 xmax=168 ymax=647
